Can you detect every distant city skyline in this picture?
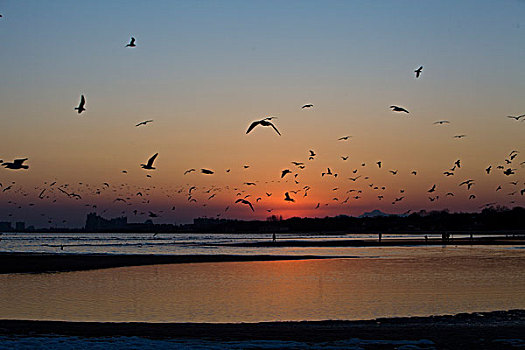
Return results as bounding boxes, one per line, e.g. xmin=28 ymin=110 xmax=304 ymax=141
xmin=1 ymin=0 xmax=524 ymax=227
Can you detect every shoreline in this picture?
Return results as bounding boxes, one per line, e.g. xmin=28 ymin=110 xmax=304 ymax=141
xmin=0 ymin=253 xmax=342 ymax=274
xmin=0 ymin=310 xmax=524 ymax=348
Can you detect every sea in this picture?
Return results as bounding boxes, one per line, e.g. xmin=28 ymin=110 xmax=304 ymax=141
xmin=0 ymin=232 xmax=524 ymax=349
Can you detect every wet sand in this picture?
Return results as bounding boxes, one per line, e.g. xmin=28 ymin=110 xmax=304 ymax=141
xmin=0 ymin=310 xmax=523 ymax=349
xmin=0 ymin=253 xmax=340 ymax=274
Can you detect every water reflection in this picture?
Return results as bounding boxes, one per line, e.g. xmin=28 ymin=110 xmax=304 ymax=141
xmin=1 ymin=248 xmax=524 ymax=323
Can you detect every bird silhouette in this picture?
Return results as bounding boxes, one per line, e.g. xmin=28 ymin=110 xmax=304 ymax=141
xmin=281 ymin=169 xmax=292 ymax=178
xmin=141 ymin=153 xmax=158 ymax=170
xmin=433 ymin=120 xmax=450 ymax=125
xmin=126 ymin=37 xmax=136 ymax=47
xmin=485 ymin=166 xmax=492 ymax=174
xmin=235 ymin=198 xmax=254 ymax=211
xmin=338 ymin=136 xmax=351 ymax=141
xmin=302 ymin=104 xmax=314 ymax=109
xmin=184 ymin=169 xmax=196 ymax=175
xmin=284 ymin=192 xmax=295 ymax=202
xmin=414 ymin=66 xmax=423 ymax=78
xmin=428 ymin=184 xmax=436 ymax=192
xmin=246 ymin=117 xmax=281 ymax=135
xmin=75 ymin=95 xmax=86 ymax=114
xmin=2 ymin=158 xmax=29 ymax=170
xmin=507 ymin=114 xmax=525 ymax=120
xmin=454 ymin=134 xmax=466 ymax=139
xmin=136 ymin=120 xmax=153 ymax=127
xmin=390 ymin=105 xmax=409 ymax=113
xmin=201 ymin=168 xmax=214 ymax=174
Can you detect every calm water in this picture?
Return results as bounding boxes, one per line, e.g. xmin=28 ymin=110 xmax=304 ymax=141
xmin=1 ymin=246 xmax=524 ymax=323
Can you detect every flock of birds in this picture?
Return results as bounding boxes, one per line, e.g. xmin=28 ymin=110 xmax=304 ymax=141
xmin=1 ymin=28 xmax=524 ymax=226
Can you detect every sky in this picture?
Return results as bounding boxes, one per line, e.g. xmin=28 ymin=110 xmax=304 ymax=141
xmin=0 ymin=0 xmax=524 ymax=227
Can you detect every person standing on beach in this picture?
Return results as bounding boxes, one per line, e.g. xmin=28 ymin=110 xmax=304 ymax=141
xmin=272 ymin=233 xmax=276 ymax=242
xmin=378 ymin=233 xmax=382 ymax=242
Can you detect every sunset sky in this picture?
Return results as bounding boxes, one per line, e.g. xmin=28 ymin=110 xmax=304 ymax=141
xmin=1 ymin=0 xmax=524 ymax=227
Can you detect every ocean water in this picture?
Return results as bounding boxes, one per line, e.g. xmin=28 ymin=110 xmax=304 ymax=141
xmin=0 ymin=231 xmax=502 ymax=257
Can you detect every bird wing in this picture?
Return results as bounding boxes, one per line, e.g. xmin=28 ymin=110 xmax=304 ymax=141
xmin=147 ymin=153 xmax=158 ymax=167
xmin=268 ymin=122 xmax=281 ymax=135
xmin=246 ymin=121 xmax=260 ymax=134
xmin=79 ymin=95 xmax=85 ymax=108
xmin=13 ymin=158 xmax=28 ymax=165
xmin=247 ymin=201 xmax=254 ymax=211
xmin=131 ymin=37 xmax=135 ymax=44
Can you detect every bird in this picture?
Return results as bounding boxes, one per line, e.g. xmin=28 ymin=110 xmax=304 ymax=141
xmin=140 ymin=153 xmax=158 ymax=170
xmin=377 ymin=161 xmax=382 ymax=168
xmin=284 ymin=192 xmax=295 ymax=202
xmin=390 ymin=105 xmax=409 ymax=113
xmin=281 ymin=169 xmax=292 ymax=178
xmin=75 ymin=95 xmax=86 ymax=114
xmin=338 ymin=136 xmax=351 ymax=141
xmin=235 ymin=198 xmax=254 ymax=211
xmin=503 ymin=168 xmax=515 ymax=176
xmin=485 ymin=166 xmax=492 ymax=174
xmin=443 ymin=171 xmax=454 ymax=176
xmin=433 ymin=120 xmax=450 ymax=125
xmin=507 ymin=114 xmax=525 ymax=120
xmin=136 ymin=120 xmax=153 ymax=127
xmin=184 ymin=169 xmax=196 ymax=175
xmin=302 ymin=104 xmax=314 ymax=109
xmin=2 ymin=158 xmax=29 ymax=170
xmin=341 ymin=156 xmax=349 ymax=161
xmin=414 ymin=66 xmax=423 ymax=78
xmin=454 ymin=135 xmax=466 ymax=139
xmin=126 ymin=37 xmax=136 ymax=47
xmin=246 ymin=117 xmax=281 ymax=136
xmin=454 ymin=160 xmax=461 ymax=168
xmin=389 ymin=170 xmax=398 ymax=175
xmin=201 ymin=169 xmax=214 ymax=174
xmin=428 ymin=184 xmax=436 ymax=193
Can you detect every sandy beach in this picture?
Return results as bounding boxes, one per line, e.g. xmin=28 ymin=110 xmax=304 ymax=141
xmin=0 ymin=310 xmax=524 ymax=349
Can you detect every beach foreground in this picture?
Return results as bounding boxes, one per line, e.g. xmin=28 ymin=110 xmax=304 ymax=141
xmin=0 ymin=310 xmax=524 ymax=349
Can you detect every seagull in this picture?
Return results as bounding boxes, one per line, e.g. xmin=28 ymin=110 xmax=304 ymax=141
xmin=126 ymin=37 xmax=136 ymax=47
xmin=201 ymin=169 xmax=214 ymax=174
xmin=2 ymin=158 xmax=29 ymax=170
xmin=75 ymin=95 xmax=86 ymax=114
xmin=390 ymin=105 xmax=409 ymax=113
xmin=281 ymin=169 xmax=292 ymax=178
xmin=428 ymin=184 xmax=436 ymax=193
xmin=376 ymin=161 xmax=382 ymax=168
xmin=140 ymin=153 xmax=158 ymax=170
xmin=341 ymin=156 xmax=349 ymax=161
xmin=136 ymin=120 xmax=153 ymax=127
xmin=453 ymin=135 xmax=466 ymax=139
xmin=485 ymin=166 xmax=492 ymax=174
xmin=454 ymin=160 xmax=461 ymax=168
xmin=184 ymin=169 xmax=196 ymax=175
xmin=284 ymin=192 xmax=295 ymax=202
xmin=338 ymin=136 xmax=351 ymax=141
xmin=235 ymin=198 xmax=254 ymax=211
xmin=414 ymin=66 xmax=423 ymax=78
xmin=246 ymin=117 xmax=281 ymax=135
xmin=433 ymin=120 xmax=450 ymax=125
xmin=507 ymin=114 xmax=525 ymax=120
xmin=302 ymin=104 xmax=314 ymax=109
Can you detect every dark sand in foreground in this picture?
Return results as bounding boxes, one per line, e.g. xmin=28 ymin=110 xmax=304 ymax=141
xmin=0 ymin=310 xmax=524 ymax=349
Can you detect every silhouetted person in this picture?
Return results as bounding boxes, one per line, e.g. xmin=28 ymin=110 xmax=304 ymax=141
xmin=272 ymin=233 xmax=276 ymax=242
xmin=424 ymin=235 xmax=428 ymax=244
xmin=378 ymin=233 xmax=382 ymax=242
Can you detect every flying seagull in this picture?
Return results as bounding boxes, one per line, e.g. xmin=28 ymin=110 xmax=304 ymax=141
xmin=235 ymin=198 xmax=254 ymax=211
xmin=338 ymin=136 xmax=351 ymax=141
xmin=302 ymin=104 xmax=314 ymax=109
xmin=201 ymin=168 xmax=214 ymax=174
xmin=507 ymin=114 xmax=525 ymax=121
xmin=390 ymin=105 xmax=409 ymax=113
xmin=75 ymin=95 xmax=86 ymax=114
xmin=284 ymin=192 xmax=295 ymax=202
xmin=140 ymin=153 xmax=158 ymax=170
xmin=2 ymin=158 xmax=29 ymax=170
xmin=414 ymin=66 xmax=423 ymax=78
xmin=246 ymin=117 xmax=281 ymax=136
xmin=433 ymin=120 xmax=450 ymax=125
xmin=126 ymin=37 xmax=136 ymax=47
xmin=136 ymin=120 xmax=153 ymax=127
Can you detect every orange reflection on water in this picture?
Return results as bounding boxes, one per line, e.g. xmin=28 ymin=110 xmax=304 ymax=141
xmin=1 ymin=251 xmax=525 ymax=323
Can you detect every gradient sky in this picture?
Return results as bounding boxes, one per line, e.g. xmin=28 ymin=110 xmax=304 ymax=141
xmin=1 ymin=0 xmax=524 ymax=227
